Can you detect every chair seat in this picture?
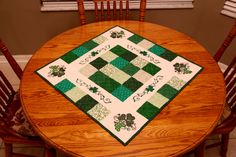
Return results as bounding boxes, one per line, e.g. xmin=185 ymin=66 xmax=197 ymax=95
xmin=6 ymin=92 xmax=37 ymax=137
xmin=220 ymin=104 xmax=231 ymax=123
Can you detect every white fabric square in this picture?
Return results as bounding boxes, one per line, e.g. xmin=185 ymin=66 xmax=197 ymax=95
xmin=138 ymin=39 xmax=155 ymax=49
xmin=133 ymin=70 xmax=153 ymax=83
xmin=79 ymin=64 xmax=98 ymax=78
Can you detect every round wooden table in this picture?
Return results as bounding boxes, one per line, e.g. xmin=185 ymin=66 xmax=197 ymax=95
xmin=20 ymin=21 xmax=226 ymax=157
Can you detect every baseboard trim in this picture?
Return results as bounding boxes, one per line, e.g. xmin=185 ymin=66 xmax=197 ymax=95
xmin=0 ymin=55 xmax=32 ymax=63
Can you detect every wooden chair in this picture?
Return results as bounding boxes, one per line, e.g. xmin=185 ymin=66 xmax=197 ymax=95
xmin=0 ymin=40 xmax=56 ymax=157
xmin=76 ymin=0 xmax=147 ymax=25
xmin=195 ymin=20 xmax=236 ymax=157
xmin=0 ymin=39 xmax=23 ymax=79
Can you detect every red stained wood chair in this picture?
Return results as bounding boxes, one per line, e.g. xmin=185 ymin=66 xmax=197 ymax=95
xmin=195 ymin=20 xmax=236 ymax=157
xmin=0 ymin=39 xmax=56 ymax=157
xmin=76 ymin=0 xmax=147 ymax=25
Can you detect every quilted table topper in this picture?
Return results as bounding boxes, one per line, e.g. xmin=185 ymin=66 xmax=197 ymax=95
xmin=36 ymin=26 xmax=203 ymax=145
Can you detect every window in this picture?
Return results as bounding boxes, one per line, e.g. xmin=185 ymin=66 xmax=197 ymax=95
xmin=41 ymin=0 xmax=194 ymax=11
xmin=221 ymin=0 xmax=236 ymax=18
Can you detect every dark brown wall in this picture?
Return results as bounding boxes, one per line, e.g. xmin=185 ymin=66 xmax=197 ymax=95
xmin=0 ymin=0 xmax=235 ymax=64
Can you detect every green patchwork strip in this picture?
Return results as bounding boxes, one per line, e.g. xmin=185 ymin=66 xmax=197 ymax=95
xmin=60 ymin=51 xmax=79 ymax=64
xmin=110 ymin=45 xmax=129 ymax=56
xmin=110 ymin=57 xmax=129 ymax=69
xmin=72 ymin=46 xmax=89 ymax=57
xmin=90 ymin=57 xmax=108 ymax=69
xmin=81 ymin=40 xmax=99 ymax=51
xmin=76 ymin=95 xmax=98 ymax=112
xmin=128 ymin=34 xmax=144 ymax=44
xmin=149 ymin=45 xmax=165 ymax=56
xmin=160 ymin=50 xmax=177 ymax=61
xmin=158 ymin=84 xmax=178 ymax=99
xmin=121 ymin=63 xmax=140 ymax=76
xmin=112 ymin=85 xmax=133 ymax=101
xmin=55 ymin=79 xmax=75 ymax=93
xmin=89 ymin=71 xmax=121 ymax=93
xmin=142 ymin=63 xmax=161 ymax=76
xmin=137 ymin=102 xmax=160 ymax=120
xmin=119 ymin=50 xmax=137 ymax=62
xmin=123 ymin=77 xmax=143 ymax=92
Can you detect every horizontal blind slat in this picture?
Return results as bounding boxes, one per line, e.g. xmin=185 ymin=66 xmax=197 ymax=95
xmin=222 ymin=0 xmax=236 ymax=18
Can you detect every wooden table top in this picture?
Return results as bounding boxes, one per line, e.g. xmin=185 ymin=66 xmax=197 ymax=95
xmin=20 ymin=21 xmax=226 ymax=157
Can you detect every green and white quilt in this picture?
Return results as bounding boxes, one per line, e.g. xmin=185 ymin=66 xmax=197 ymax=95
xmin=36 ymin=26 xmax=203 ymax=145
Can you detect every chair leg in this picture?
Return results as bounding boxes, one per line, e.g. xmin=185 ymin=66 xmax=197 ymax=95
xmin=220 ymin=133 xmax=229 ymax=157
xmin=4 ymin=143 xmax=13 ymax=157
xmin=194 ymin=142 xmax=205 ymax=157
xmin=44 ymin=147 xmax=57 ymax=157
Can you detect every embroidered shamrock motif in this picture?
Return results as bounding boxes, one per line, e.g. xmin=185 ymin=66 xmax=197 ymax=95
xmin=114 ymin=113 xmax=136 ymax=132
xmin=48 ymin=65 xmax=66 ymax=77
xmin=173 ymin=63 xmax=192 ymax=74
xmin=89 ymin=87 xmax=98 ymax=93
xmin=140 ymin=51 xmax=148 ymax=56
xmin=145 ymin=85 xmax=154 ymax=92
xmin=91 ymin=51 xmax=99 ymax=57
xmin=110 ymin=30 xmax=125 ymax=38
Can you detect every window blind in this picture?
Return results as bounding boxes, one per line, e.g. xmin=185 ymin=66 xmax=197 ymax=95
xmin=41 ymin=0 xmax=194 ymax=11
xmin=221 ymin=0 xmax=236 ymax=18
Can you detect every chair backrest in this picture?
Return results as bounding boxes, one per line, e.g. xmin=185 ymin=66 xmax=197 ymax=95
xmin=213 ymin=20 xmax=236 ymax=132
xmin=224 ymin=57 xmax=236 ymax=108
xmin=214 ymin=20 xmax=236 ymax=62
xmin=0 ymin=39 xmax=23 ymax=79
xmin=216 ymin=56 xmax=236 ymax=132
xmin=0 ymin=71 xmax=17 ymax=125
xmin=213 ymin=20 xmax=236 ymax=109
xmin=77 ymin=0 xmax=146 ymax=25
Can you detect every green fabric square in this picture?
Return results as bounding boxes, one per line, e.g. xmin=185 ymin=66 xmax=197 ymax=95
xmin=55 ymin=79 xmax=75 ymax=93
xmin=110 ymin=45 xmax=128 ymax=56
xmin=90 ymin=57 xmax=108 ymax=69
xmin=89 ymin=71 xmax=120 ymax=92
xmin=112 ymin=86 xmax=133 ymax=101
xmin=160 ymin=50 xmax=177 ymax=61
xmin=128 ymin=34 xmax=144 ymax=44
xmin=82 ymin=40 xmax=99 ymax=50
xmin=122 ymin=63 xmax=140 ymax=76
xmin=76 ymin=95 xmax=98 ymax=112
xmin=60 ymin=51 xmax=78 ymax=64
xmin=149 ymin=45 xmax=165 ymax=56
xmin=123 ymin=77 xmax=143 ymax=92
xmin=120 ymin=51 xmax=137 ymax=61
xmin=110 ymin=57 xmax=129 ymax=69
xmin=137 ymin=102 xmax=160 ymax=120
xmin=158 ymin=84 xmax=178 ymax=99
xmin=72 ymin=46 xmax=89 ymax=57
xmin=142 ymin=63 xmax=161 ymax=75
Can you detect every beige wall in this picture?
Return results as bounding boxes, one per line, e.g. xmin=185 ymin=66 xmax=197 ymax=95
xmin=0 ymin=0 xmax=235 ymax=64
